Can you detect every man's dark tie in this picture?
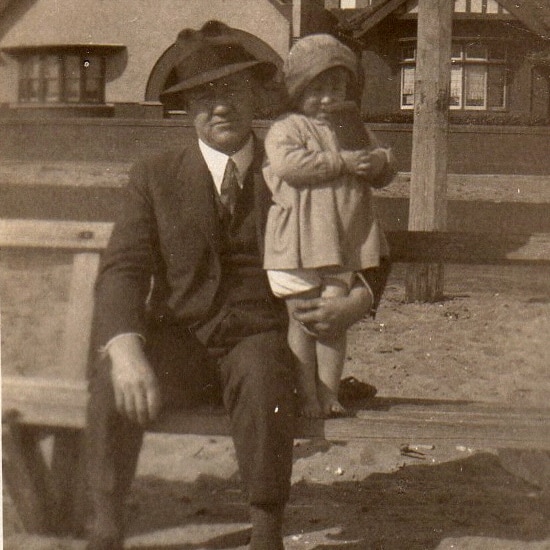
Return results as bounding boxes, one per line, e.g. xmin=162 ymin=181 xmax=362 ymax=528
xmin=220 ymin=158 xmax=240 ymax=217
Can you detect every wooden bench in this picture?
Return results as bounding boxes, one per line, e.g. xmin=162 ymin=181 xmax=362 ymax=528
xmin=2 ymin=218 xmax=550 ymax=536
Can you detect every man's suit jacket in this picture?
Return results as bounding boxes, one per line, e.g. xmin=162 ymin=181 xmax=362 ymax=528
xmin=93 ymin=136 xmax=272 ymax=349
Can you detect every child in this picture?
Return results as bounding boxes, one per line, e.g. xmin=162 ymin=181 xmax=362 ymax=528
xmin=263 ymin=34 xmax=396 ymax=418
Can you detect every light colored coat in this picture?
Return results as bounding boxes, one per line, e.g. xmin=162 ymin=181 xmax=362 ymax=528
xmin=263 ymin=113 xmax=391 ymax=271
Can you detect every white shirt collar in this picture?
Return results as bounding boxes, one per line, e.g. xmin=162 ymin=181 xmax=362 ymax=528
xmin=198 ymin=135 xmax=255 ymax=194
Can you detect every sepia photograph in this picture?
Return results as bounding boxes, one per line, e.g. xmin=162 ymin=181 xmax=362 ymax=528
xmin=1 ymin=1 xmax=549 ymax=549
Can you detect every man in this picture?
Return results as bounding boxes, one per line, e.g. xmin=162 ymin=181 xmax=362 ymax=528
xmin=85 ymin=21 xmax=386 ymax=550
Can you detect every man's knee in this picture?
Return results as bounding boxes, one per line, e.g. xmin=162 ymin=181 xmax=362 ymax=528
xmin=228 ymin=331 xmax=292 ymax=383
xmin=221 ymin=331 xmax=294 ymax=410
xmin=146 ymin=324 xmax=220 ymax=407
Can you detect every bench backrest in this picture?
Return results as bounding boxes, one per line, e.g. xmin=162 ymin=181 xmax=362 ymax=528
xmin=1 ymin=219 xmax=111 ymax=381
xmin=2 ymin=217 xmax=550 ymax=384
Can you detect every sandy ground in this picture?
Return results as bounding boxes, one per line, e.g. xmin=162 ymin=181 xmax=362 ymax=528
xmin=2 ymin=173 xmax=550 ymax=549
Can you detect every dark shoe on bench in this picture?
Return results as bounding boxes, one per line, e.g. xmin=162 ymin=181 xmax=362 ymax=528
xmin=338 ymin=376 xmax=377 ymax=403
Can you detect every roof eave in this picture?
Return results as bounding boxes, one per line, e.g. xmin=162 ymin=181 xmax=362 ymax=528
xmin=342 ymin=0 xmax=550 ymax=40
xmin=496 ymin=0 xmax=550 ymax=41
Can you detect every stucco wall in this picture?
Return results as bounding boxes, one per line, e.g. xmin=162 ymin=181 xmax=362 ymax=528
xmin=0 ymin=0 xmax=290 ymax=103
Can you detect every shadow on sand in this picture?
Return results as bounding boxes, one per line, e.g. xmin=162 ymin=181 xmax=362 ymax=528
xmin=127 ymin=450 xmax=549 ymax=549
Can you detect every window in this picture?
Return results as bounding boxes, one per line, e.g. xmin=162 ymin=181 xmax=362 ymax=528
xmin=17 ymin=52 xmax=105 ymax=104
xmin=400 ymin=41 xmax=508 ymax=111
xmin=401 ymin=66 xmax=415 ymax=108
xmin=406 ymin=0 xmax=509 ymax=15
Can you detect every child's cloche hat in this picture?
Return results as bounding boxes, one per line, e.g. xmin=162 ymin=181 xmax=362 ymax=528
xmin=283 ymin=34 xmax=359 ymax=104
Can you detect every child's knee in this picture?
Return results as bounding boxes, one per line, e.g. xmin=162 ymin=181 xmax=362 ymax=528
xmin=287 ymin=317 xmax=308 ymax=347
xmin=287 ymin=318 xmax=317 ymax=365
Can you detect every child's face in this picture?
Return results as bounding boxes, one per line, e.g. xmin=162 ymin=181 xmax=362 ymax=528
xmin=298 ymin=67 xmax=350 ymax=121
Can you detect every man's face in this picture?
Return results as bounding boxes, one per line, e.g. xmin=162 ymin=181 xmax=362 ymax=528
xmin=186 ymin=70 xmax=258 ymax=155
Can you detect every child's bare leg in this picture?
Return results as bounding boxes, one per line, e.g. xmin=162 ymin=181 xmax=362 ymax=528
xmin=316 ymin=280 xmax=349 ymax=417
xmin=316 ymin=333 xmax=347 ymax=417
xmin=286 ymin=290 xmax=322 ymax=418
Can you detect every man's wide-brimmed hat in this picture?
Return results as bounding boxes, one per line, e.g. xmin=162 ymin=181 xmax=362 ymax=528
xmin=160 ymin=21 xmax=277 ymax=105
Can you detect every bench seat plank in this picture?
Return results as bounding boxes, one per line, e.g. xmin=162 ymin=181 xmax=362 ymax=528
xmin=3 ymin=376 xmax=549 ymax=450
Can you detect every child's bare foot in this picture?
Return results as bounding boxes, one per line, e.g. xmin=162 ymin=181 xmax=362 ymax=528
xmin=300 ymin=396 xmax=323 ymax=418
xmin=322 ymin=399 xmax=347 ymax=418
xmin=318 ymin=385 xmax=348 ymax=417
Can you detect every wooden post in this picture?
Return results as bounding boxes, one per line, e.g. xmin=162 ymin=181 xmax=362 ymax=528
xmin=59 ymin=252 xmax=100 ymax=379
xmin=405 ymin=0 xmax=453 ymax=302
xmin=2 ymin=424 xmax=53 ymax=533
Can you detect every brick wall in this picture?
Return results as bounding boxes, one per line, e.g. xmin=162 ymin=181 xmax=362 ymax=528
xmin=1 ymin=118 xmax=549 ymax=175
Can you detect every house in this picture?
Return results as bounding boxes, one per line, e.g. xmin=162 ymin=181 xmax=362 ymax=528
xmin=0 ymin=0 xmax=294 ymax=118
xmin=1 ymin=0 xmax=548 ymax=123
xmin=0 ymin=0 xmax=548 ymax=175
xmin=0 ymin=0 xmax=366 ymax=119
xmin=330 ymin=0 xmax=550 ymax=124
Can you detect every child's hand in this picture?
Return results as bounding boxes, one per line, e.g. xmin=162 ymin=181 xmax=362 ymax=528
xmin=365 ymin=148 xmax=389 ymax=178
xmin=340 ymin=149 xmax=371 ymax=176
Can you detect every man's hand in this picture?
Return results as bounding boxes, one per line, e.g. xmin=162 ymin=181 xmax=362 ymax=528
xmin=107 ymin=334 xmax=161 ymax=426
xmin=292 ymin=284 xmax=373 ymax=340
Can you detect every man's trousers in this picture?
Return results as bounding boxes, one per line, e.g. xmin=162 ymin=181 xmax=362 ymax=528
xmin=84 ymin=323 xmax=296 ymax=541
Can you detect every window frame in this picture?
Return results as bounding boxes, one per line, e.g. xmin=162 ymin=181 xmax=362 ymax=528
xmin=16 ymin=52 xmax=106 ymax=104
xmin=2 ymin=44 xmax=124 ymax=106
xmin=404 ymin=0 xmax=509 ymax=15
xmin=399 ymin=40 xmax=508 ymax=112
